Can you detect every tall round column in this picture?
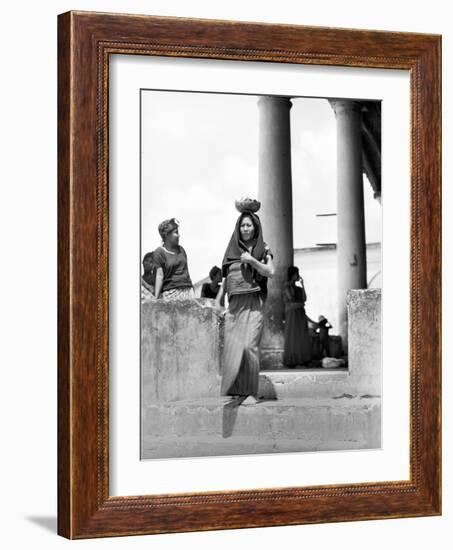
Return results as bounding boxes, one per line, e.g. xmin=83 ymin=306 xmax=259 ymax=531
xmin=330 ymin=99 xmax=367 ymax=348
xmin=258 ymin=96 xmax=294 ymax=362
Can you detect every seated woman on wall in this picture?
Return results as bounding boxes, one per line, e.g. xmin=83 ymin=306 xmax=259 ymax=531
xmin=153 ymin=218 xmax=194 ymax=301
xmin=215 ymin=199 xmax=275 ymax=405
xmin=201 ymin=265 xmax=224 ymax=305
xmin=141 ymin=251 xmax=157 ymax=304
xmin=283 ymin=266 xmax=312 ymax=368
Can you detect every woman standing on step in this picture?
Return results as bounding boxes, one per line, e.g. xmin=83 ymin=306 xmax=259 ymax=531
xmin=283 ymin=266 xmax=312 ymax=367
xmin=215 ymin=200 xmax=274 ymax=405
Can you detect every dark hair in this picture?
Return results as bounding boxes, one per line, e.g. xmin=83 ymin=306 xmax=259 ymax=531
xmin=209 ymin=265 xmax=221 ymax=280
xmin=142 ymin=251 xmax=155 ymax=267
xmin=158 ymin=218 xmax=179 ymax=240
xmin=287 ymin=266 xmax=299 ymax=281
xmin=239 ymin=212 xmax=259 ymax=237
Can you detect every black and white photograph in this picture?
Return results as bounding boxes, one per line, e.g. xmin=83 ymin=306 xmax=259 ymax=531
xmin=140 ymin=89 xmax=382 ymax=460
xmin=2 ymin=0 xmax=446 ymax=546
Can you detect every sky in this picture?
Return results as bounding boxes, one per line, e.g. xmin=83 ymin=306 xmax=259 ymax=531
xmin=141 ymin=90 xmax=382 ymax=284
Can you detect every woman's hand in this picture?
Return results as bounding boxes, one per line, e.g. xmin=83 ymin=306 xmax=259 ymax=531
xmin=240 ymin=251 xmax=253 ymax=264
xmin=154 ymin=267 xmax=164 ymax=299
xmin=214 ymin=278 xmax=226 ymax=312
xmin=213 ymin=300 xmax=226 ymax=314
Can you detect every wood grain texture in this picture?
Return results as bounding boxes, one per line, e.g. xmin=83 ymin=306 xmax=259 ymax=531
xmin=57 ymin=10 xmax=442 ymax=539
xmin=57 ymin=11 xmax=72 ymax=538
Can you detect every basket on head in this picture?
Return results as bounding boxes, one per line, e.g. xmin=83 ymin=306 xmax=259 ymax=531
xmin=235 ymin=198 xmax=261 ymax=213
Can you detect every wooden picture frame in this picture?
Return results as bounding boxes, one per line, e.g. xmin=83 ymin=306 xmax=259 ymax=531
xmin=58 ymin=10 xmax=441 ymax=539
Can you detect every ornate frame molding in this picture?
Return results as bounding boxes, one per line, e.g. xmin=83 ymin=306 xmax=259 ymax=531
xmin=58 ymin=11 xmax=441 ymax=538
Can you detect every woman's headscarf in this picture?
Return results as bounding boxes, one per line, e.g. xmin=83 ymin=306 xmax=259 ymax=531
xmin=221 ymin=211 xmax=269 ymax=299
xmin=158 ymin=218 xmax=179 ymax=241
xmin=287 ymin=266 xmax=299 ymax=281
xmin=142 ymin=251 xmax=157 ymax=285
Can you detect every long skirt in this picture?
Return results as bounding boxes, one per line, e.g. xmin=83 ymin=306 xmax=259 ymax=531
xmin=283 ymin=303 xmax=312 ymax=367
xmin=221 ymin=293 xmax=264 ymax=397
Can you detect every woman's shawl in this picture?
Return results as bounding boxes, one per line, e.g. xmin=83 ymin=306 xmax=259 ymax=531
xmin=221 ymin=211 xmax=269 ymax=300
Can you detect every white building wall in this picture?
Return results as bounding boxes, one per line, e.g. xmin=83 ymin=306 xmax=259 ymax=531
xmin=294 ymin=243 xmax=381 ymax=334
xmin=194 ymin=243 xmax=382 ymax=337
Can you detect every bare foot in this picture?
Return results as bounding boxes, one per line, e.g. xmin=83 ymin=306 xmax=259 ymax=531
xmin=241 ymin=395 xmax=259 ymax=406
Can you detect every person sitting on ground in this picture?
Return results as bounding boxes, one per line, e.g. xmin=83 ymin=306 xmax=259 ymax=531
xmin=317 ymin=315 xmax=332 ymax=357
xmin=201 ymin=266 xmax=224 ymax=305
xmin=306 ymin=315 xmax=321 ymax=360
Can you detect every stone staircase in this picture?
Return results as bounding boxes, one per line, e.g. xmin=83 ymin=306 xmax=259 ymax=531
xmin=141 ymin=290 xmax=382 ymax=460
xmin=258 ymin=368 xmax=349 ymax=399
xmin=142 ymin=391 xmax=381 ymax=459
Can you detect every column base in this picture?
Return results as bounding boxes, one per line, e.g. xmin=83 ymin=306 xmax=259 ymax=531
xmin=260 ymin=347 xmax=284 ymax=370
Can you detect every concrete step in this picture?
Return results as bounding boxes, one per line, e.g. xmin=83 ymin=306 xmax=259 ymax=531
xmin=258 ymin=369 xmax=350 ymax=399
xmin=142 ymin=395 xmax=381 ymax=459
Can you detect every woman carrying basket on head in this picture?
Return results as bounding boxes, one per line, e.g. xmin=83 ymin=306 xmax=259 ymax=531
xmin=215 ymin=199 xmax=275 ymax=405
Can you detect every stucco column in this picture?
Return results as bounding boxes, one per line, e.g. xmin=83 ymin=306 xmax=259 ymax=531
xmin=330 ymin=99 xmax=367 ymax=348
xmin=258 ymin=96 xmax=293 ymax=359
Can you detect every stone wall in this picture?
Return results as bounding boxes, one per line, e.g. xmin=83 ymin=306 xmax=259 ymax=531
xmin=347 ymin=288 xmax=381 ymax=396
xmin=141 ymin=289 xmax=381 ymax=403
xmin=141 ymin=290 xmax=381 ymax=458
xmin=141 ymin=299 xmax=223 ymax=403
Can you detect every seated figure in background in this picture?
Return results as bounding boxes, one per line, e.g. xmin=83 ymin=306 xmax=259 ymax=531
xmin=283 ymin=266 xmax=312 ymax=368
xmin=317 ymin=315 xmax=333 ymax=357
xmin=141 ymin=251 xmax=157 ymax=304
xmin=201 ymin=265 xmax=224 ymax=305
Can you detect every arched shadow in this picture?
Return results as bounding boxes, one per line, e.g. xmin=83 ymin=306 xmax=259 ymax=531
xmin=222 ymin=396 xmax=246 ymax=438
xmin=26 ymin=516 xmax=57 ymax=533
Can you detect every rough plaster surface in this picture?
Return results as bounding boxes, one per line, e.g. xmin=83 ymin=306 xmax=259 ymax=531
xmin=141 ymin=290 xmax=381 ymax=459
xmin=142 ymin=396 xmax=380 ymax=458
xmin=141 ymin=299 xmax=223 ymax=403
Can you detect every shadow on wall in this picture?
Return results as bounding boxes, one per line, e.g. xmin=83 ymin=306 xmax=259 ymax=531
xmin=25 ymin=516 xmax=57 ymax=534
xmin=222 ymin=397 xmax=243 ymax=438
